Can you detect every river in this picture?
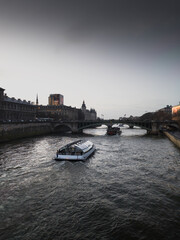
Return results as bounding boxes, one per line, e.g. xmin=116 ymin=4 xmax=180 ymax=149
xmin=0 ymin=126 xmax=180 ymax=240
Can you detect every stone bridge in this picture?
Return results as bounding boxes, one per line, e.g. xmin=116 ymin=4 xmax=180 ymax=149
xmin=51 ymin=119 xmax=176 ymax=135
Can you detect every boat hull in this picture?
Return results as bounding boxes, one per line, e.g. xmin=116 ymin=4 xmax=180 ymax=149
xmin=107 ymin=130 xmax=122 ymax=136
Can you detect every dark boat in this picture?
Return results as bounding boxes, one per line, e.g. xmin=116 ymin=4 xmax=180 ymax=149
xmin=107 ymin=126 xmax=122 ymax=136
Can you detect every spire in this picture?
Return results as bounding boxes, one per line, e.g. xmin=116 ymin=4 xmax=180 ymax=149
xmin=36 ymin=94 xmax=39 ymax=105
xmin=81 ymin=100 xmax=86 ymax=109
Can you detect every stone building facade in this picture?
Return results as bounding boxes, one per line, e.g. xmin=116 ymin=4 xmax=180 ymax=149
xmin=0 ymin=87 xmax=36 ymax=122
xmin=0 ymin=87 xmax=97 ymax=122
xmin=36 ymin=100 xmax=96 ymax=121
xmin=172 ymin=104 xmax=180 ymax=127
xmin=36 ymin=105 xmax=83 ymax=121
xmin=81 ymin=101 xmax=97 ymax=120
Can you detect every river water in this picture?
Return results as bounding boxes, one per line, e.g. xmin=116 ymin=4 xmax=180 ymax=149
xmin=0 ymin=127 xmax=180 ymax=240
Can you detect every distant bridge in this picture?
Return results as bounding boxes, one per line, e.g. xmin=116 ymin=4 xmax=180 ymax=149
xmin=52 ymin=119 xmax=176 ymax=134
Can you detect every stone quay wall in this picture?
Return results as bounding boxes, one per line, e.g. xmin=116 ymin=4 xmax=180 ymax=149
xmin=164 ymin=131 xmax=180 ymax=149
xmin=0 ymin=123 xmax=53 ymax=143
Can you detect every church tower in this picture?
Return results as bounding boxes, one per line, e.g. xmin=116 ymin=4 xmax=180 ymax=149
xmin=81 ymin=100 xmax=86 ymax=113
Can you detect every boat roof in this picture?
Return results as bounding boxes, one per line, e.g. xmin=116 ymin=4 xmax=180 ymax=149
xmin=75 ymin=140 xmax=93 ymax=152
xmin=59 ymin=140 xmax=93 ymax=153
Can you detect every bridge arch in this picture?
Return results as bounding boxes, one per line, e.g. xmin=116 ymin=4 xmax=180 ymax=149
xmin=53 ymin=123 xmax=73 ymax=133
xmin=77 ymin=122 xmax=102 ymax=131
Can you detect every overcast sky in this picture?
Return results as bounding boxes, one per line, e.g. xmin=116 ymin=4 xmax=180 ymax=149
xmin=0 ymin=0 xmax=180 ymax=118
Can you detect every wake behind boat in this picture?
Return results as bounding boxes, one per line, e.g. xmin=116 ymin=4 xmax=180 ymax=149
xmin=54 ymin=140 xmax=96 ymax=161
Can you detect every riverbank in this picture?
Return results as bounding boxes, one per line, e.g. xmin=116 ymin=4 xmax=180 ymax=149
xmin=0 ymin=123 xmax=52 ymax=143
xmin=164 ymin=130 xmax=180 ymax=149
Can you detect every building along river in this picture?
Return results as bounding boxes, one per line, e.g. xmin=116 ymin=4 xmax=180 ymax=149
xmin=0 ymin=126 xmax=180 ymax=240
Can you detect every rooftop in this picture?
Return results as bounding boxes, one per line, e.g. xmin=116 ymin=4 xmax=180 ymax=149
xmin=4 ymin=96 xmax=33 ymax=105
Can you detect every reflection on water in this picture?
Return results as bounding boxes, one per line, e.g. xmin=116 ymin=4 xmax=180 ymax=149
xmin=0 ymin=127 xmax=180 ymax=240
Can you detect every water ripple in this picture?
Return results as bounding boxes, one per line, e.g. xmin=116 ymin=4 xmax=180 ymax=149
xmin=0 ymin=128 xmax=180 ymax=240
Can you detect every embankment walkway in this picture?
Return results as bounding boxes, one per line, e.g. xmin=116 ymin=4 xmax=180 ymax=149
xmin=164 ymin=131 xmax=180 ymax=149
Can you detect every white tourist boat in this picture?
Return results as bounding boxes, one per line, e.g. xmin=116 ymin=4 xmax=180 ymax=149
xmin=54 ymin=140 xmax=96 ymax=161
